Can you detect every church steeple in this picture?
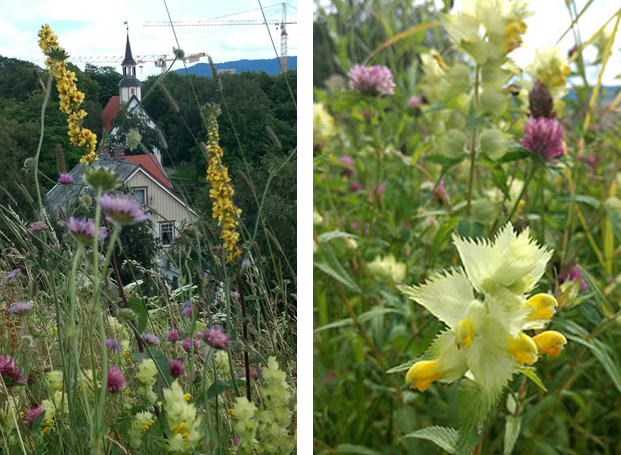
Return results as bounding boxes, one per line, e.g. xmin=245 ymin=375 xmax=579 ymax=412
xmin=118 ymin=24 xmax=142 ymax=104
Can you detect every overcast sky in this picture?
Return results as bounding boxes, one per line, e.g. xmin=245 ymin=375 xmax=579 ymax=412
xmin=0 ymin=0 xmax=298 ymax=79
xmin=314 ymin=0 xmax=621 ymax=86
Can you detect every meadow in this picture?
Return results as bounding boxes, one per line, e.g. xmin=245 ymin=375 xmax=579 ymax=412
xmin=313 ymin=1 xmax=621 ymax=454
xmin=0 ymin=23 xmax=297 ymax=455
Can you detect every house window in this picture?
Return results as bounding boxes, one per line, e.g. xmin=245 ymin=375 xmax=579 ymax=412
xmin=133 ymin=188 xmax=145 ymax=204
xmin=160 ymin=223 xmax=174 ymax=246
xmin=130 ymin=88 xmax=135 ymax=96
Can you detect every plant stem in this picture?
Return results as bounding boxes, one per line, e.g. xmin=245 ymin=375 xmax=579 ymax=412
xmin=34 ymin=62 xmax=56 ymax=217
xmin=466 ymin=65 xmax=481 ymax=217
xmin=506 ymin=160 xmax=538 ymax=223
xmin=237 ymin=275 xmax=251 ymax=401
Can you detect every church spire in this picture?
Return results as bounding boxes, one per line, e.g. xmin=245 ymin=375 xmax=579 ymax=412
xmin=118 ymin=22 xmax=142 ymax=104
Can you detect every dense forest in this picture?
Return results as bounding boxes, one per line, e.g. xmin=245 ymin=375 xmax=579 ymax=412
xmin=0 ymin=55 xmax=297 ymax=286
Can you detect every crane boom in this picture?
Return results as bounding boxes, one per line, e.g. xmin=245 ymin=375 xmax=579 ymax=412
xmin=142 ymin=2 xmax=294 ymax=74
xmin=67 ymin=53 xmax=206 ymax=74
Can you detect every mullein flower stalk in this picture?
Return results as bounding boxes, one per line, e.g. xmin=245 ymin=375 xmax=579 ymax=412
xmin=38 ymin=24 xmax=98 ymax=165
xmin=202 ymin=103 xmax=242 ymax=262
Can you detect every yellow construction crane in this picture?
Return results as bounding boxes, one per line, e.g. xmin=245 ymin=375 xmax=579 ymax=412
xmin=68 ymin=53 xmax=206 ymax=74
xmin=143 ymin=3 xmax=296 ymax=73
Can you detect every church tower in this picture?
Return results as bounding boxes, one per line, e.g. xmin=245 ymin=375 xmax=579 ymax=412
xmin=118 ymin=29 xmax=142 ymax=104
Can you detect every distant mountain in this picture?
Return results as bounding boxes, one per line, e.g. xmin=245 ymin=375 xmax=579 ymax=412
xmin=174 ymin=56 xmax=297 ymax=77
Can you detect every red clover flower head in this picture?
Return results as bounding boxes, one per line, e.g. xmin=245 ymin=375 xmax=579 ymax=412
xmin=28 ymin=221 xmax=48 ymax=233
xmin=97 ymin=193 xmax=149 ymax=225
xmin=57 ymin=173 xmax=74 ymax=185
xmin=203 ymin=325 xmax=231 ymax=350
xmin=169 ymin=359 xmax=185 ymax=378
xmin=167 ymin=329 xmax=180 ymax=342
xmin=106 ymin=366 xmax=125 ymax=393
xmin=521 ymin=116 xmax=564 ymax=162
xmin=25 ymin=405 xmax=45 ymax=424
xmin=6 ymin=301 xmax=34 ymax=316
xmin=0 ymin=355 xmax=27 ymax=385
xmin=66 ymin=217 xmax=109 ymax=245
xmin=349 ymin=64 xmax=395 ymax=96
xmin=182 ymin=337 xmax=201 ymax=354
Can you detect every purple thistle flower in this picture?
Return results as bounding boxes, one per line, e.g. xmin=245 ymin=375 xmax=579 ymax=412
xmin=167 ymin=329 xmax=180 ymax=342
xmin=520 ymin=116 xmax=564 ymax=162
xmin=179 ymin=300 xmax=197 ymax=318
xmin=232 ymin=435 xmax=241 ymax=445
xmin=203 ymin=326 xmax=231 ymax=350
xmin=0 ymin=355 xmax=27 ymax=385
xmin=339 ymin=155 xmax=355 ymax=178
xmin=25 ymin=405 xmax=45 ymax=424
xmin=96 ymin=193 xmax=149 ymax=225
xmin=105 ymin=339 xmax=123 ymax=353
xmin=66 ymin=217 xmax=109 ymax=245
xmin=182 ymin=337 xmax=200 ymax=354
xmin=3 ymin=269 xmax=20 ymax=282
xmin=28 ymin=221 xmax=48 ymax=233
xmin=169 ymin=359 xmax=185 ymax=378
xmin=142 ymin=332 xmax=160 ymax=347
xmin=6 ymin=301 xmax=33 ymax=316
xmin=349 ymin=64 xmax=395 ymax=96
xmin=106 ymin=366 xmax=125 ymax=393
xmin=57 ymin=173 xmax=74 ymax=185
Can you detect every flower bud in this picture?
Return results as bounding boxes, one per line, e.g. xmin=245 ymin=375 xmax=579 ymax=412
xmin=480 ymin=129 xmax=510 ymax=160
xmin=529 ymin=81 xmax=555 ymax=119
xmin=480 ymin=89 xmax=508 ymax=116
xmin=437 ymin=129 xmax=466 ymax=159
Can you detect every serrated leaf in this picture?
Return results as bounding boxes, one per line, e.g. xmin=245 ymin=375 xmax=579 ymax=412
xmin=455 ymin=380 xmax=503 ymax=455
xmin=314 ymin=241 xmax=360 ymax=292
xmin=405 ymin=426 xmax=459 ymax=453
xmin=127 ymin=297 xmax=148 ymax=334
xmin=566 ymin=335 xmax=621 ymax=395
xmin=517 ymin=367 xmax=548 ymax=392
xmin=504 ymin=415 xmax=522 ymax=455
xmin=335 ymin=444 xmax=383 ymax=455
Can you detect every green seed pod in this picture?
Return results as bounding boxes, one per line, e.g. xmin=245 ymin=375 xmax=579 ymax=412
xmin=480 ymin=129 xmax=510 ymax=160
xmin=438 ymin=129 xmax=467 ymax=159
xmin=480 ymin=89 xmax=508 ymax=116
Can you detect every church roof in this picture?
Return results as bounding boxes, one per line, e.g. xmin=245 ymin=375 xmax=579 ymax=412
xmin=102 ymin=96 xmax=120 ymax=132
xmin=122 ymin=33 xmax=137 ymax=66
xmin=124 ymin=155 xmax=172 ymax=188
xmin=118 ymin=77 xmax=143 ymax=87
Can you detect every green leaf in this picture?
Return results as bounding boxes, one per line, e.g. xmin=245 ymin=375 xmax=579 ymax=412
xmin=455 ymin=380 xmax=503 ymax=455
xmin=405 ymin=426 xmax=459 ymax=453
xmin=497 ymin=148 xmax=530 ymax=163
xmin=517 ymin=367 xmax=548 ymax=392
xmin=578 ymin=266 xmax=614 ymax=317
xmin=127 ymin=297 xmax=148 ymax=334
xmin=314 ymin=308 xmax=403 ymax=333
xmin=566 ymin=335 xmax=621 ymax=395
xmin=491 ymin=164 xmax=510 ymax=200
xmin=314 ymin=242 xmax=361 ymax=292
xmin=504 ymin=415 xmax=522 ymax=455
xmin=386 ymin=359 xmax=417 ymax=375
xmin=206 ymin=379 xmax=245 ymax=400
xmin=319 ymin=231 xmax=359 ymax=243
xmin=456 ymin=218 xmax=484 ymax=239
xmin=558 ymin=195 xmax=602 ymax=208
xmin=335 ymin=444 xmax=383 ymax=455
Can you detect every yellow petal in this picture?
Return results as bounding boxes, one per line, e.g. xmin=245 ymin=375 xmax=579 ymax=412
xmin=533 ymin=331 xmax=567 ymax=357
xmin=454 ymin=318 xmax=475 ymax=349
xmin=509 ymin=333 xmax=538 ymax=365
xmin=526 ymin=293 xmax=558 ymax=320
xmin=405 ymin=360 xmax=442 ymax=392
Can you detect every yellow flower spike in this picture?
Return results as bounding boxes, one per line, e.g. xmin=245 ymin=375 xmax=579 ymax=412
xmin=509 ymin=333 xmax=538 ymax=365
xmin=405 ymin=360 xmax=442 ymax=392
xmin=527 ymin=293 xmax=558 ymax=320
xmin=533 ymin=331 xmax=567 ymax=357
xmin=454 ymin=318 xmax=475 ymax=349
xmin=504 ymin=20 xmax=527 ymax=53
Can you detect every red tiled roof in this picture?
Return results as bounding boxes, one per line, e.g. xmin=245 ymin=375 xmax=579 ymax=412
xmin=124 ymin=154 xmax=172 ymax=188
xmin=102 ymin=96 xmax=120 ymax=133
